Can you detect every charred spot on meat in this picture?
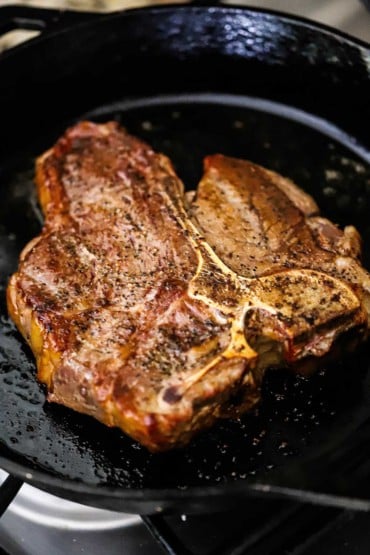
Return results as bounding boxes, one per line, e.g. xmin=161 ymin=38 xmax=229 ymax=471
xmin=7 ymin=122 xmax=370 ymax=451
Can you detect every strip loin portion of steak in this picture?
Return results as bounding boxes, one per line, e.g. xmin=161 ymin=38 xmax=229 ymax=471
xmin=7 ymin=122 xmax=370 ymax=451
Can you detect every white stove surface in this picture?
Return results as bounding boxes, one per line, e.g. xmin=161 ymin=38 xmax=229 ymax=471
xmin=0 ymin=1 xmax=369 ymax=554
xmin=0 ymin=472 xmax=162 ymax=555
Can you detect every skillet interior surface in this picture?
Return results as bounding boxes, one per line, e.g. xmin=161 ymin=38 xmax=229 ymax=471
xmin=1 ymin=92 xmax=370 ymax=511
xmin=0 ymin=6 xmax=369 ymax=513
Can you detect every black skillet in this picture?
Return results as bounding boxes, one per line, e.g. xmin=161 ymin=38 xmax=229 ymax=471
xmin=0 ymin=4 xmax=370 ymax=515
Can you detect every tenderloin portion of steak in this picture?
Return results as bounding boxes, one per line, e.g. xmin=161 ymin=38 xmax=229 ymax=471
xmin=7 ymin=122 xmax=370 ymax=451
xmin=190 ymin=155 xmax=370 ymax=298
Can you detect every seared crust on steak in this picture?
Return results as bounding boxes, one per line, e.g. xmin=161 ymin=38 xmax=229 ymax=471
xmin=7 ymin=122 xmax=370 ymax=451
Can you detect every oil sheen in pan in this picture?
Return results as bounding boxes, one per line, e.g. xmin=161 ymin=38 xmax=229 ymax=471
xmin=1 ymin=93 xmax=369 ymax=492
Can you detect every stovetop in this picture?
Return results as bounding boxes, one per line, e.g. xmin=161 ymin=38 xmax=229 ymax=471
xmin=0 ymin=471 xmax=157 ymax=555
xmin=0 ymin=1 xmax=369 ymax=554
xmin=4 ymin=470 xmax=370 ymax=555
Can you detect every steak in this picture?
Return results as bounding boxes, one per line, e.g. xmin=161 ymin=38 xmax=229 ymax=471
xmin=7 ymin=121 xmax=370 ymax=451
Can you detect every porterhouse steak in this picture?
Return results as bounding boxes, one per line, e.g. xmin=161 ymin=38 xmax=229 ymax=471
xmin=7 ymin=121 xmax=370 ymax=451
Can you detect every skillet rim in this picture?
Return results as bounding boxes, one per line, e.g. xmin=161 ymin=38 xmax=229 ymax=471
xmin=0 ymin=3 xmax=369 ymax=63
xmin=2 ymin=450 xmax=370 ymax=512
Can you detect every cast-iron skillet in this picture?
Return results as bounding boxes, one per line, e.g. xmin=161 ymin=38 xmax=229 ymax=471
xmin=0 ymin=4 xmax=370 ymax=515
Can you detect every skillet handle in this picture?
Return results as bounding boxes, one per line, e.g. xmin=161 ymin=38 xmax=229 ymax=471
xmin=0 ymin=5 xmax=99 ymax=38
